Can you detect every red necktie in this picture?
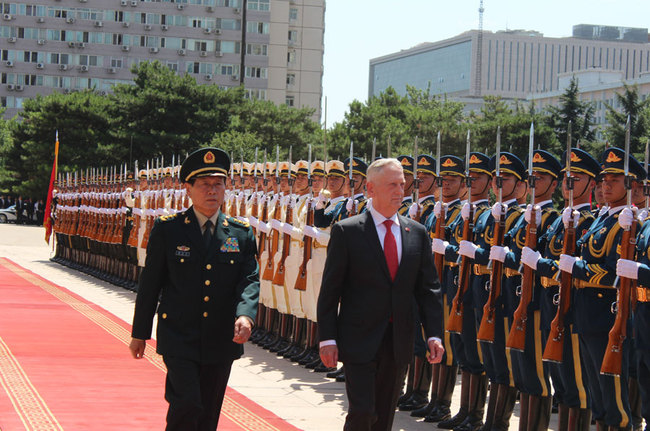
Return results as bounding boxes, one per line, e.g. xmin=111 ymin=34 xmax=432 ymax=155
xmin=383 ymin=219 xmax=398 ymax=281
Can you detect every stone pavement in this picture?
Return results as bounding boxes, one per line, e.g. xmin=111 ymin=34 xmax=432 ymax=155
xmin=0 ymin=224 xmax=581 ymax=430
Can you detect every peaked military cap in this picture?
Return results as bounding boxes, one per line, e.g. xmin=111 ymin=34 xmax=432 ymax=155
xmin=489 ymin=152 xmax=526 ymax=180
xmin=241 ymin=162 xmax=253 ymax=176
xmin=467 ymin=152 xmax=491 ymax=176
xmin=397 ymin=155 xmax=415 ymax=175
xmin=312 ymin=160 xmax=326 ymax=176
xmin=295 ymin=160 xmax=310 ymax=175
xmin=600 ymin=147 xmax=647 ymax=180
xmin=561 ymin=148 xmax=601 ymax=178
xmin=180 ymin=147 xmax=230 ymax=183
xmin=416 ymin=154 xmax=437 ymax=176
xmin=530 ymin=149 xmax=562 ymax=178
xmin=439 ymin=155 xmax=465 ymax=177
xmin=138 ymin=169 xmax=148 ymax=180
xmin=279 ymin=162 xmax=297 ymax=178
xmin=326 ymin=160 xmax=345 ymax=177
xmin=344 ymin=157 xmax=367 ymax=177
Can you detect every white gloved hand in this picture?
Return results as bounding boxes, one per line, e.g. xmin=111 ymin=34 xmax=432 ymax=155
xmin=258 ymin=221 xmax=271 ymax=234
xmin=408 ymin=203 xmax=420 ymax=219
xmin=524 ymin=204 xmax=542 ymax=227
xmin=248 ymin=215 xmax=259 ymax=228
xmin=638 ymin=208 xmax=649 ymax=222
xmin=458 ymin=240 xmax=478 ymax=259
xmin=431 ymin=238 xmax=449 ymax=255
xmin=315 ymin=191 xmax=328 ymax=210
xmin=618 ymin=207 xmax=635 ymax=229
xmin=598 ymin=205 xmax=609 ymax=217
xmin=316 ymin=229 xmax=330 ymax=245
xmin=489 ymin=245 xmax=509 ymax=263
xmin=616 ymin=259 xmax=641 ymax=280
xmin=302 ymin=225 xmax=318 ymax=239
xmin=281 ymin=222 xmax=294 ymax=236
xmin=433 ymin=201 xmax=447 ymax=219
xmin=561 ymin=207 xmax=580 ymax=228
xmin=461 ymin=202 xmax=471 ymax=220
xmin=558 ymin=254 xmax=577 ymax=273
xmin=491 ymin=203 xmax=507 ymax=221
xmin=269 ymin=219 xmax=282 ymax=232
xmin=345 ymin=198 xmax=357 ymax=213
xmin=521 ymin=246 xmax=541 ymax=270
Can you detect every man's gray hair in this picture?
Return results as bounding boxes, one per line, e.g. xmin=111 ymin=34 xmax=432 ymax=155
xmin=367 ymin=158 xmax=403 ymax=182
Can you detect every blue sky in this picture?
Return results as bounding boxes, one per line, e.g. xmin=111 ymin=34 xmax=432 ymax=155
xmin=321 ymin=0 xmax=650 ymax=126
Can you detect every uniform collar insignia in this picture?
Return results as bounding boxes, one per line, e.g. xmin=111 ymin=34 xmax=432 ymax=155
xmin=223 ymin=218 xmax=229 ymax=226
xmin=184 ymin=217 xmax=190 ymax=224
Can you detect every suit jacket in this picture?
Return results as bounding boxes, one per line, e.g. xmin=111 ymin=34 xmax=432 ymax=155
xmin=131 ymin=207 xmax=259 ymax=363
xmin=317 ymin=211 xmax=443 ymax=365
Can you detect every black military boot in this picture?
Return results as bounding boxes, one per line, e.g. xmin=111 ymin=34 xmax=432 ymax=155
xmin=518 ymin=393 xmax=529 ymax=431
xmin=629 ymin=377 xmax=643 ymax=431
xmin=422 ymin=363 xmax=457 ymax=422
xmin=557 ymin=403 xmax=570 ymax=431
xmin=568 ymin=407 xmax=591 ymax=431
xmin=399 ymin=356 xmax=430 ymax=411
xmin=438 ymin=369 xmax=470 ymax=428
xmin=477 ymin=380 xmax=497 ymax=431
xmin=490 ymin=383 xmax=518 ymax=431
xmin=411 ymin=363 xmax=440 ymax=418
xmin=526 ymin=395 xmax=552 ymax=431
xmin=397 ymin=360 xmax=415 ymax=406
xmin=450 ymin=372 xmax=487 ymax=431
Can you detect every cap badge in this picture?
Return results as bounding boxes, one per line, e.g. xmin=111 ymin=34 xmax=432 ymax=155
xmin=400 ymin=158 xmax=412 ymax=166
xmin=441 ymin=158 xmax=457 ymax=167
xmin=418 ymin=157 xmax=431 ymax=166
xmin=605 ymin=151 xmax=622 ymax=163
xmin=570 ymin=151 xmax=582 ymax=162
xmin=499 ymin=155 xmax=512 ymax=165
xmin=532 ymin=153 xmax=547 ymax=163
xmin=469 ymin=154 xmax=482 ymax=164
xmin=204 ymin=151 xmax=215 ymax=164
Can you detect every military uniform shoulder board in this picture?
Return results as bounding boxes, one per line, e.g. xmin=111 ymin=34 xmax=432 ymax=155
xmin=159 ymin=213 xmax=178 ymax=222
xmin=228 ymin=217 xmax=250 ymax=228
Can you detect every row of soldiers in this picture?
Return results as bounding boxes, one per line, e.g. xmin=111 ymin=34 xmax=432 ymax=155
xmin=49 ymin=140 xmax=650 ymax=431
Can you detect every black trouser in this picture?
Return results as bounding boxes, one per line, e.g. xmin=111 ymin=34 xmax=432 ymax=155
xmin=162 ymin=356 xmax=233 ymax=431
xmin=343 ymin=325 xmax=408 ymax=431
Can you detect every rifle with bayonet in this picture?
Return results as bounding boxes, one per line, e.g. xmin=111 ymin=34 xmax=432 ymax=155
xmin=262 ymin=146 xmax=281 ymax=281
xmin=251 ymin=148 xmax=259 ymax=235
xmin=295 ymin=144 xmax=313 ymax=292
xmin=239 ymin=151 xmax=247 ymax=219
xmin=601 ymin=116 xmax=637 ymax=376
xmin=506 ymin=123 xmax=537 ymax=352
xmin=477 ymin=127 xmax=507 ymax=342
xmin=273 ymin=146 xmax=293 ymax=286
xmin=347 ymin=141 xmax=357 ymax=216
xmin=447 ymin=130 xmax=473 ymax=334
xmin=432 ymin=133 xmax=445 ymax=277
xmin=543 ymin=122 xmax=575 ymax=362
xmin=412 ymin=137 xmax=421 ymax=222
xmin=257 ymin=151 xmax=269 ymax=259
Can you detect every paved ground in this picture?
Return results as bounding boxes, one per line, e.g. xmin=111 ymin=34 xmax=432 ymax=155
xmin=0 ymin=224 xmax=588 ymax=430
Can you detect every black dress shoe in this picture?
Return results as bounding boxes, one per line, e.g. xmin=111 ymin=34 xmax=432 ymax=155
xmin=327 ymin=366 xmax=344 ymax=379
xmin=410 ymin=401 xmax=437 ymax=418
xmin=423 ymin=404 xmax=451 ymax=422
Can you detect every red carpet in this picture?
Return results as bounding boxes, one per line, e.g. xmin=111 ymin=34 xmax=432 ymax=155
xmin=0 ymin=258 xmax=300 ymax=430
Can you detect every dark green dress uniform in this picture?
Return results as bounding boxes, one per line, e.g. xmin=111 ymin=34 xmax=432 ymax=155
xmin=131 ymin=148 xmax=259 ymax=431
xmin=570 ymin=147 xmax=645 ymax=429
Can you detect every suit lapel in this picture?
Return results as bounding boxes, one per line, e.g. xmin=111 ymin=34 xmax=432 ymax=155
xmin=361 ymin=212 xmax=391 ymax=281
xmin=394 ymin=215 xmax=412 ymax=282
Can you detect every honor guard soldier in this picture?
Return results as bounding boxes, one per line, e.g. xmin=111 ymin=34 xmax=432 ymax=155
xmin=397 ymin=155 xmax=415 ymax=216
xmin=558 ymin=147 xmax=645 ymax=430
xmin=456 ymin=151 xmax=527 ymax=431
xmin=413 ymin=155 xmax=465 ymax=421
xmin=341 ymin=157 xmax=368 ymax=219
xmin=493 ymin=149 xmax=562 ymax=430
xmin=408 ymin=155 xmax=437 ymax=223
xmin=129 ymin=147 xmax=259 ymax=431
xmin=520 ymin=147 xmax=599 ymax=429
xmin=313 ymin=160 xmax=347 ymax=227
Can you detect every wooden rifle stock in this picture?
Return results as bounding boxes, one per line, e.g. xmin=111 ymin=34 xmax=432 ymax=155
xmin=262 ymin=198 xmax=282 ymax=281
xmin=477 ymin=208 xmax=507 ymax=342
xmin=601 ymin=221 xmax=637 ymax=376
xmin=506 ymin=210 xmax=538 ymax=351
xmin=447 ymin=205 xmax=475 ymax=334
xmin=543 ymin=216 xmax=576 ymax=362
xmin=294 ymin=199 xmax=314 ymax=291
xmin=272 ymin=199 xmax=293 ymax=285
xmin=257 ymin=195 xmax=269 ymax=258
xmin=433 ymin=207 xmax=446 ymax=278
xmin=251 ymin=194 xmax=259 ymax=235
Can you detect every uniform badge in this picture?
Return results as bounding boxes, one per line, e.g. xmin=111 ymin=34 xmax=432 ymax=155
xmin=184 ymin=217 xmax=190 ymax=224
xmin=220 ymin=237 xmax=240 ymax=252
xmin=223 ymin=219 xmax=229 ymax=227
xmin=175 ymin=245 xmax=191 ymax=257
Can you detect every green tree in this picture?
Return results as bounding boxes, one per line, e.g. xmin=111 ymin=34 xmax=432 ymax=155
xmin=603 ymin=83 xmax=650 ymax=157
xmin=545 ymin=76 xmax=596 ymax=151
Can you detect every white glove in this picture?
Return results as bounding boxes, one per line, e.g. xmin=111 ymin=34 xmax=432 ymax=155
xmin=408 ymin=203 xmax=420 ymax=219
xmin=458 ymin=240 xmax=478 ymax=259
xmin=269 ymin=219 xmax=283 ymax=232
xmin=280 ymin=195 xmax=291 ymax=206
xmin=524 ymin=204 xmax=542 ymax=227
xmin=521 ymin=246 xmax=541 ymax=270
xmin=616 ymin=259 xmax=640 ymax=280
xmin=638 ymin=208 xmax=649 ymax=222
xmin=558 ymin=254 xmax=577 ymax=273
xmin=461 ymin=202 xmax=471 ymax=220
xmin=346 ymin=198 xmax=357 ymax=213
xmin=489 ymin=245 xmax=509 ymax=263
xmin=618 ymin=207 xmax=634 ymax=229
xmin=598 ymin=205 xmax=609 ymax=217
xmin=258 ymin=221 xmax=271 ymax=234
xmin=491 ymin=202 xmax=507 ymax=221
xmin=316 ymin=229 xmax=330 ymax=245
xmin=431 ymin=238 xmax=449 ymax=255
xmin=433 ymin=201 xmax=447 ymax=219
xmin=248 ymin=215 xmax=259 ymax=228
xmin=281 ymin=222 xmax=294 ymax=236
xmin=302 ymin=225 xmax=318 ymax=239
xmin=561 ymin=207 xmax=580 ymax=229
xmin=314 ymin=192 xmax=328 ymax=210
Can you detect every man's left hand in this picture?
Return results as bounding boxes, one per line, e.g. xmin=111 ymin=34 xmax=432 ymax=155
xmin=233 ymin=316 xmax=253 ymax=344
xmin=427 ymin=339 xmax=445 ymax=364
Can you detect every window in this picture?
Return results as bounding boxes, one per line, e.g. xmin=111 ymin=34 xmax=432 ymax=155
xmin=218 ymin=41 xmax=240 ymax=54
xmin=194 ymin=41 xmax=207 ymax=51
xmin=79 ymin=55 xmax=98 ymax=66
xmin=23 ymin=51 xmax=39 ymax=63
xmin=217 ymin=18 xmax=240 ymax=30
xmin=110 ymin=57 xmax=123 ymax=68
xmin=286 ymin=73 xmax=295 ymax=86
xmin=247 ymin=21 xmax=269 ymax=34
xmin=287 ymin=51 xmax=295 ymax=64
xmin=289 ymin=8 xmax=298 ymax=21
xmin=246 ymin=43 xmax=267 ymax=56
xmin=216 ymin=0 xmax=240 ymax=6
xmin=285 ymin=96 xmax=294 ymax=107
xmin=248 ymin=0 xmax=269 ymax=11
xmin=288 ymin=30 xmax=297 ymax=43
xmin=187 ymin=62 xmax=200 ymax=74
xmin=245 ymin=66 xmax=267 ymax=79
xmin=166 ymin=61 xmax=178 ymax=72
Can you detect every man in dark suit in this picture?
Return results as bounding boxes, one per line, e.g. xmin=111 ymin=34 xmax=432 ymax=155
xmin=317 ymin=157 xmax=445 ymax=431
xmin=129 ymin=147 xmax=259 ymax=431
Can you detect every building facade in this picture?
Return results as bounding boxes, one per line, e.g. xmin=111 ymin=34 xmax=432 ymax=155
xmin=0 ymin=0 xmax=324 ymax=120
xmin=369 ymin=26 xmax=650 ymax=116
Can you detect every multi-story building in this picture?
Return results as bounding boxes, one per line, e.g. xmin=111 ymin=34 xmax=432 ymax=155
xmin=369 ymin=25 xmax=650 ymax=116
xmin=0 ymin=0 xmax=324 ymax=120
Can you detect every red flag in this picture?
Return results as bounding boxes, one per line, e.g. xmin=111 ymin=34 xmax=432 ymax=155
xmin=44 ymin=131 xmax=60 ymax=244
